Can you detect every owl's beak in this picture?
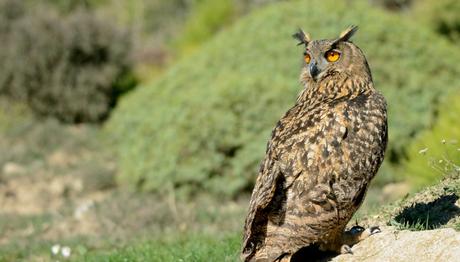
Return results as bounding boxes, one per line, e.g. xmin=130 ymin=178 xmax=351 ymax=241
xmin=309 ymin=62 xmax=320 ymax=80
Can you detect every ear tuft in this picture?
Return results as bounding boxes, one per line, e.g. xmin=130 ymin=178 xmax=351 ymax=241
xmin=292 ymin=28 xmax=311 ymax=46
xmin=337 ymin=25 xmax=358 ymax=42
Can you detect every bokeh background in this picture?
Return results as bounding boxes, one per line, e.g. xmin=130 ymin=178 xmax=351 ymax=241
xmin=0 ymin=0 xmax=459 ymax=260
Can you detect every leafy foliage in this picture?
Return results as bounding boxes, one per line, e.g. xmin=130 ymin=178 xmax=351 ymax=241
xmin=107 ymin=0 xmax=460 ymax=197
xmin=174 ymin=0 xmax=236 ymax=54
xmin=413 ymin=0 xmax=460 ymax=42
xmin=0 ymin=0 xmax=135 ymax=123
xmin=370 ymin=0 xmax=413 ymax=11
xmin=402 ymin=94 xmax=460 ymax=189
xmin=26 ymin=0 xmax=108 ymax=12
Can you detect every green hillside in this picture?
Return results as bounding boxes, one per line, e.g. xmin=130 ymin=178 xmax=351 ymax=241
xmin=106 ymin=0 xmax=460 ymax=197
xmin=403 ymin=93 xmax=460 ymax=189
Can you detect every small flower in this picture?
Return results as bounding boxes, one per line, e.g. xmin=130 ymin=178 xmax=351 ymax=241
xmin=51 ymin=244 xmax=60 ymax=255
xmin=418 ymin=148 xmax=428 ymax=155
xmin=61 ymin=246 xmax=71 ymax=258
xmin=441 ymin=139 xmax=446 ymax=144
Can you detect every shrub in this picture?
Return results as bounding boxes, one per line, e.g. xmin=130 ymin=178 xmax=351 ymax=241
xmin=0 ymin=0 xmax=26 ymax=94
xmin=412 ymin=0 xmax=460 ymax=42
xmin=26 ymin=0 xmax=108 ymax=12
xmin=174 ymin=0 xmax=236 ymax=54
xmin=402 ymin=94 xmax=460 ymax=189
xmin=370 ymin=0 xmax=413 ymax=11
xmin=0 ymin=1 xmax=135 ymax=123
xmin=107 ymin=0 xmax=460 ymax=197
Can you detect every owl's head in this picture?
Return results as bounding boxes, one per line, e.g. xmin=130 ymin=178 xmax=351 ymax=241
xmin=293 ymin=26 xmax=371 ymax=83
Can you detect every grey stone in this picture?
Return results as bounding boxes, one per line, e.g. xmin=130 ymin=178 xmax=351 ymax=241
xmin=333 ymin=226 xmax=460 ymax=262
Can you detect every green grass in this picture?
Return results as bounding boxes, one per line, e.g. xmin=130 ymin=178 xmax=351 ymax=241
xmin=0 ymin=213 xmax=53 ymax=260
xmin=82 ymin=233 xmax=241 ymax=262
xmin=389 ymin=215 xmax=435 ymax=231
xmin=361 ymin=170 xmax=460 ymax=232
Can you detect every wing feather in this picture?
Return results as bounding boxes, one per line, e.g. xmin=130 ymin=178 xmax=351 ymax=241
xmin=241 ymin=156 xmax=281 ymax=260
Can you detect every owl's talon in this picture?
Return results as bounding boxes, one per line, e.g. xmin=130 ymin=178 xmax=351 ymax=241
xmin=340 ymin=244 xmax=353 ymax=254
xmin=369 ymin=226 xmax=381 ymax=235
xmin=349 ymin=225 xmax=365 ymax=235
xmin=338 ymin=225 xmax=382 ymax=253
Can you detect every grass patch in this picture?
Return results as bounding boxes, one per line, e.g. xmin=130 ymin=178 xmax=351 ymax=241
xmin=82 ymin=233 xmax=241 ymax=262
xmin=388 ymin=194 xmax=460 ymax=231
xmin=360 ymin=170 xmax=460 ymax=232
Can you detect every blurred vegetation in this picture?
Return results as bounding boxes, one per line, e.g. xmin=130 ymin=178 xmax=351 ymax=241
xmin=173 ymin=0 xmax=236 ymax=55
xmin=370 ymin=0 xmax=413 ymax=11
xmin=27 ymin=0 xmax=108 ymax=12
xmin=412 ymin=0 xmax=460 ymax=42
xmin=49 ymin=0 xmax=263 ymax=83
xmin=1 ymin=0 xmax=460 ymax=260
xmin=0 ymin=0 xmax=135 ymax=123
xmin=107 ymin=0 xmax=460 ymax=197
xmin=402 ymin=94 xmax=460 ymax=189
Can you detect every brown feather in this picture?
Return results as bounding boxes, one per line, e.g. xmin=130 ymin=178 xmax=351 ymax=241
xmin=292 ymin=28 xmax=311 ymax=46
xmin=333 ymin=25 xmax=358 ymax=44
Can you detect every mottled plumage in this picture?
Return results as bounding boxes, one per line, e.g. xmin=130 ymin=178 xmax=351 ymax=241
xmin=241 ymin=26 xmax=388 ymax=261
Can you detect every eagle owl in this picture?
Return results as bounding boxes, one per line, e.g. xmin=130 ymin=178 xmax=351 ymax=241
xmin=241 ymin=26 xmax=388 ymax=261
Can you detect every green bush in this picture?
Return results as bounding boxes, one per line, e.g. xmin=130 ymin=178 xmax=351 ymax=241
xmin=370 ymin=0 xmax=413 ymax=11
xmin=174 ymin=0 xmax=236 ymax=54
xmin=26 ymin=0 xmax=108 ymax=12
xmin=412 ymin=0 xmax=460 ymax=42
xmin=402 ymin=94 xmax=460 ymax=189
xmin=0 ymin=1 xmax=135 ymax=123
xmin=0 ymin=0 xmax=25 ymax=94
xmin=107 ymin=0 xmax=460 ymax=197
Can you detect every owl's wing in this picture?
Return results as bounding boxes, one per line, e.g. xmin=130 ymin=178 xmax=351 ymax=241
xmin=241 ymin=106 xmax=310 ymax=260
xmin=241 ymin=155 xmax=282 ymax=260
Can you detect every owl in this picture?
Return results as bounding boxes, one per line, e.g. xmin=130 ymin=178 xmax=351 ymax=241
xmin=241 ymin=26 xmax=388 ymax=261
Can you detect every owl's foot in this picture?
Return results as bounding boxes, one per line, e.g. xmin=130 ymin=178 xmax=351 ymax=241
xmin=319 ymin=226 xmax=381 ymax=255
xmin=340 ymin=244 xmax=353 ymax=254
xmin=339 ymin=225 xmax=380 ymax=254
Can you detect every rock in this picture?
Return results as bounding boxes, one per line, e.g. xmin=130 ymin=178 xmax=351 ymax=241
xmin=333 ymin=226 xmax=460 ymax=262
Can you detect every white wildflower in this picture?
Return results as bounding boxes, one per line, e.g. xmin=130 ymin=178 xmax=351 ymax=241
xmin=61 ymin=246 xmax=71 ymax=258
xmin=441 ymin=139 xmax=446 ymax=144
xmin=51 ymin=244 xmax=60 ymax=255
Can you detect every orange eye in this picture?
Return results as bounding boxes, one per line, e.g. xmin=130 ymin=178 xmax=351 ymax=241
xmin=325 ymin=50 xmax=340 ymax=62
xmin=304 ymin=53 xmax=311 ymax=64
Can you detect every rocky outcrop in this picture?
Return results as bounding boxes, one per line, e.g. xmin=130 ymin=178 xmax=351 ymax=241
xmin=333 ymin=226 xmax=460 ymax=262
